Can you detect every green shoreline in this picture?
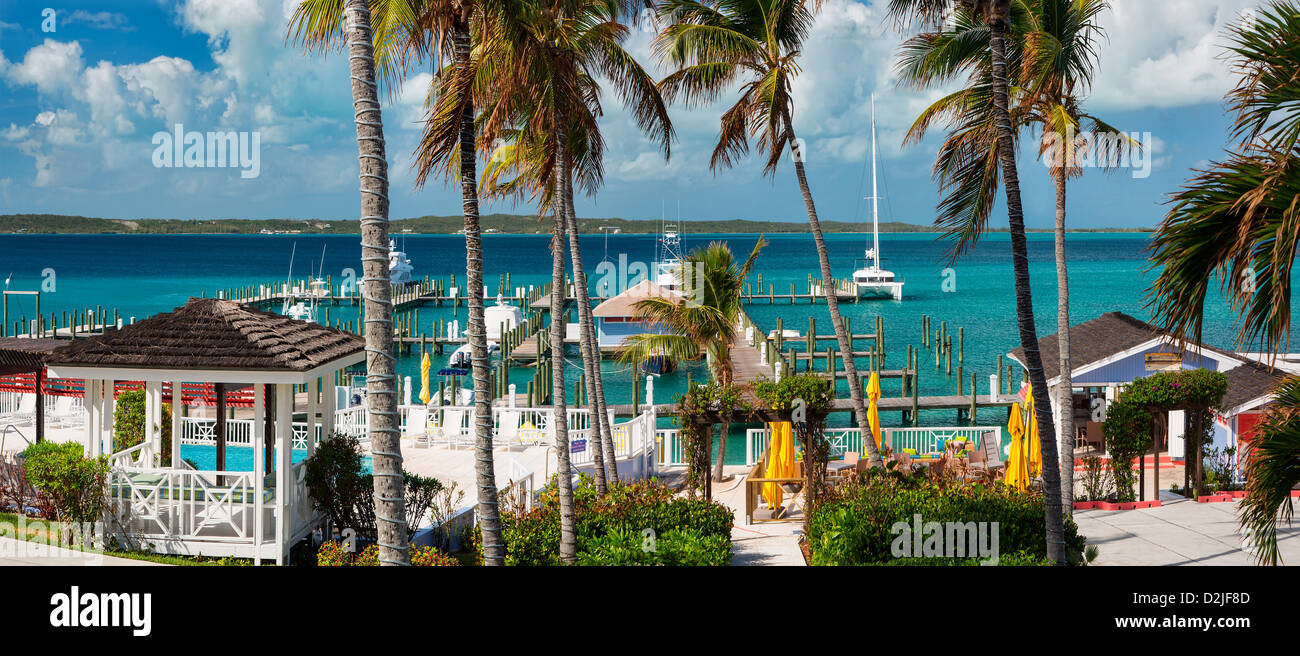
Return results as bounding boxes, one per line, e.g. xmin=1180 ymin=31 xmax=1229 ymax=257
xmin=1 ymin=213 xmax=1153 ymax=236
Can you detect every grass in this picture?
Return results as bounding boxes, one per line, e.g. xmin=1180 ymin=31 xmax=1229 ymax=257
xmin=0 ymin=511 xmax=253 ymax=566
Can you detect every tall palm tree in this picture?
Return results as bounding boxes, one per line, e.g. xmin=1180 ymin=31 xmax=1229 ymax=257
xmin=406 ymin=0 xmax=511 ymax=564
xmin=290 ymin=0 xmax=409 ymax=565
xmin=1146 ymin=1 xmax=1300 ymax=564
xmin=653 ymin=0 xmax=885 ymax=469
xmin=889 ymin=0 xmax=1064 ymax=564
xmin=897 ymin=0 xmax=1122 ymax=514
xmin=619 ymin=238 xmax=768 ymax=481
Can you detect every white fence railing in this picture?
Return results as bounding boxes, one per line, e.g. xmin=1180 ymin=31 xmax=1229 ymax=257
xmin=734 ymin=425 xmax=1003 ymax=466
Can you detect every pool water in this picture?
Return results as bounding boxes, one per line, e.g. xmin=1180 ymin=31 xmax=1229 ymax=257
xmin=179 ymin=444 xmax=374 ymax=474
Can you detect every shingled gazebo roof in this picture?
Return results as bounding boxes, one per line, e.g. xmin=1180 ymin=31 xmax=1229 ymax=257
xmin=46 ymin=298 xmax=364 ymax=375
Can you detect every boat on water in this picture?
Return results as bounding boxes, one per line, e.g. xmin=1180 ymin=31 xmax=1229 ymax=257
xmin=853 ymin=94 xmax=904 ymax=301
xmin=484 ymin=295 xmax=523 ymax=340
xmin=652 ymin=211 xmax=683 ymax=291
xmin=280 ymin=244 xmax=326 ymax=322
xmin=389 ymin=239 xmax=415 ymax=285
xmin=447 ymin=342 xmax=500 ymax=368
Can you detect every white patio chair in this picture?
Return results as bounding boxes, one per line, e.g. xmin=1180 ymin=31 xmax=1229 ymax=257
xmin=434 ymin=409 xmax=466 ymax=449
xmin=0 ymin=394 xmax=36 ymax=428
xmin=496 ymin=410 xmax=521 ymax=449
xmin=402 ymin=406 xmax=430 ymax=448
xmin=48 ymin=396 xmax=86 ymax=429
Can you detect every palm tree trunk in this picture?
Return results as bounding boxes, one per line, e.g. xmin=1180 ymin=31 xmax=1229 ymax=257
xmin=344 ymin=0 xmax=406 ymax=565
xmin=1054 ymin=165 xmax=1074 ymax=516
xmin=562 ymin=195 xmax=615 ymax=492
xmin=712 ymin=351 xmax=731 ymax=481
xmin=785 ymin=113 xmax=883 ymax=468
xmin=453 ymin=18 xmax=503 ymax=565
xmin=551 ymin=107 xmax=577 ymax=563
xmin=988 ymin=10 xmax=1065 ymax=563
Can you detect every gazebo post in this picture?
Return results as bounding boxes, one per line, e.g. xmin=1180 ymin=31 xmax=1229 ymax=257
xmin=34 ymin=367 xmax=44 ymax=443
xmin=170 ymin=381 xmax=183 ymax=469
xmin=215 ymin=383 xmax=227 ymax=475
xmin=322 ymin=376 xmax=336 ymax=440
xmin=306 ymin=377 xmax=319 ymax=459
xmin=276 ymin=383 xmax=293 ymax=565
xmin=101 ymin=379 xmax=115 ymax=455
xmin=252 ymin=382 xmax=265 ymax=566
xmin=146 ymin=380 xmax=162 ymax=466
xmin=263 ymin=384 xmax=275 ymax=475
xmin=83 ymin=379 xmax=99 ymax=457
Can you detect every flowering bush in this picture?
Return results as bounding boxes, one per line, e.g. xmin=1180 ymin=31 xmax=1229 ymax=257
xmin=493 ymin=475 xmax=733 ymax=566
xmin=315 ymin=539 xmax=458 ymax=566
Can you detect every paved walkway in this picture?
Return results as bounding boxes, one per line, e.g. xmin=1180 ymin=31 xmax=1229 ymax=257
xmin=0 ymin=536 xmax=164 ymax=566
xmin=707 ymin=466 xmax=806 ymax=565
xmin=1074 ymin=492 xmax=1300 ymax=565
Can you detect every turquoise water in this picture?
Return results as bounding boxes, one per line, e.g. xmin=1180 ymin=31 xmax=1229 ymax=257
xmin=179 ymin=443 xmax=374 ymax=474
xmin=1 ymin=232 xmax=1287 ymax=463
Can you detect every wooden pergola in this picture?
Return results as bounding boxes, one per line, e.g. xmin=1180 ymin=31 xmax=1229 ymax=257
xmin=44 ymin=298 xmax=364 ymax=564
xmin=0 ymin=337 xmax=67 ymax=443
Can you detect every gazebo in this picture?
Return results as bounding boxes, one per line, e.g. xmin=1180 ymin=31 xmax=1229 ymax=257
xmin=44 ymin=298 xmax=364 ymax=564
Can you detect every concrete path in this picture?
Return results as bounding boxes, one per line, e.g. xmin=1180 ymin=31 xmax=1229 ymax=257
xmin=706 ymin=465 xmax=806 ymax=565
xmin=0 ymin=537 xmax=164 ymax=566
xmin=1073 ymin=492 xmax=1300 ymax=566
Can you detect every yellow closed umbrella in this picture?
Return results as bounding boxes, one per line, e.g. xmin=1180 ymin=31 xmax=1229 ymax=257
xmin=867 ymin=371 xmax=882 ymax=449
xmin=1025 ymin=384 xmax=1042 ymax=477
xmin=763 ymin=422 xmax=795 ymax=510
xmin=1005 ymin=402 xmax=1028 ymax=491
xmin=418 ymin=351 xmax=432 ymax=405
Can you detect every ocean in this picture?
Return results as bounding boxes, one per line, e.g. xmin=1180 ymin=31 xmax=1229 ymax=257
xmin=0 ymin=231 xmax=1276 ymax=463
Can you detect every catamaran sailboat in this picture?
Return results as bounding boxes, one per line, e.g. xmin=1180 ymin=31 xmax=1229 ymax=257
xmin=853 ymin=94 xmax=904 ymax=301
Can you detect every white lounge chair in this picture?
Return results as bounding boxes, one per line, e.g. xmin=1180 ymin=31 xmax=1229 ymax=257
xmin=0 ymin=394 xmax=36 ymax=428
xmin=496 ymin=410 xmax=521 ymax=449
xmin=434 ymin=409 xmax=466 ymax=449
xmin=402 ymin=407 xmax=430 ymax=448
xmin=48 ymin=395 xmax=86 ymax=429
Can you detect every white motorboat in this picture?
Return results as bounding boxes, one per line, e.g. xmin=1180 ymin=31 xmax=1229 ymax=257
xmin=389 ymin=239 xmax=414 ymax=285
xmin=853 ymin=94 xmax=904 ymax=301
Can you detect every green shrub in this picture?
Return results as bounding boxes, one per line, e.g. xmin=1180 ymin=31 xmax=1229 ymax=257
xmin=315 ymin=539 xmax=457 ymax=566
xmin=1102 ymin=401 xmax=1153 ymax=502
xmin=805 ymin=474 xmax=1087 ymax=566
xmin=112 ymin=389 xmax=173 ymax=461
xmin=21 ymin=441 xmax=109 ymax=541
xmin=494 ymin=475 xmax=733 ymax=566
xmin=304 ymin=433 xmax=443 ymax=538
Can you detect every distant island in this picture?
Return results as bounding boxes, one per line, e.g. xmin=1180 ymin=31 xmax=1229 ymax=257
xmin=0 ymin=213 xmax=1153 ymax=235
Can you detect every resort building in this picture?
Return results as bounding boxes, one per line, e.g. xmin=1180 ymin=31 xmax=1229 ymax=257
xmin=592 ymin=279 xmax=682 ymax=349
xmin=1007 ymin=312 xmax=1284 ymax=472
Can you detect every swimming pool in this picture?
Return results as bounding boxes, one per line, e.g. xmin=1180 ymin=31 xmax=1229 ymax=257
xmin=179 ymin=444 xmax=374 ymax=474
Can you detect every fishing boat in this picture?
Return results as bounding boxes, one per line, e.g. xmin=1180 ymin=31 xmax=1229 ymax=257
xmin=447 ymin=342 xmax=500 ymax=368
xmin=389 ymin=239 xmax=415 ymax=285
xmin=484 ymin=295 xmax=524 ymax=340
xmin=652 ymin=207 xmax=683 ymax=291
xmin=853 ymin=94 xmax=905 ymax=301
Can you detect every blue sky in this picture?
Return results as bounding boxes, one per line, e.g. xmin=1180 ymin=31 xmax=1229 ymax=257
xmin=0 ymin=0 xmax=1260 ymax=228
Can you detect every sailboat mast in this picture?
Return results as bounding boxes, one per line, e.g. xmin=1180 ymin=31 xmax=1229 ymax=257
xmin=871 ymin=93 xmax=880 ymax=268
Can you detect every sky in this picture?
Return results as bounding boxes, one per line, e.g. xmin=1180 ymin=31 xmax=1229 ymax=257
xmin=0 ymin=0 xmax=1263 ymax=229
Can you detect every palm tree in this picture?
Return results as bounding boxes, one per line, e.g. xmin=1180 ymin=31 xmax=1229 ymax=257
xmin=653 ymin=0 xmax=884 ymax=469
xmin=1146 ymin=1 xmax=1300 ymax=564
xmin=289 ymin=0 xmax=409 ymax=565
xmin=618 ymin=238 xmax=768 ymax=481
xmin=897 ymin=0 xmax=1122 ymax=514
xmin=405 ymin=0 xmax=512 ymax=564
xmin=889 ymin=0 xmax=1065 ymax=564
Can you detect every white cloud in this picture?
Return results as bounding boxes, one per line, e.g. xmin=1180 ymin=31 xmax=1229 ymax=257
xmin=1088 ymin=1 xmax=1258 ymax=112
xmin=63 ymin=11 xmax=132 ymax=31
xmin=5 ymin=39 xmax=85 ymax=97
